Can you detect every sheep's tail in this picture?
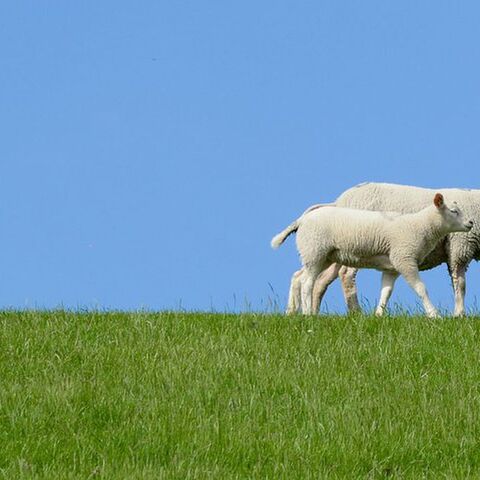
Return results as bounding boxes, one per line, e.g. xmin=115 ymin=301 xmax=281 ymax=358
xmin=271 ymin=202 xmax=335 ymax=249
xmin=271 ymin=220 xmax=299 ymax=249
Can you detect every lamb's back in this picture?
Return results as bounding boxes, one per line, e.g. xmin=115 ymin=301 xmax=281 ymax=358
xmin=300 ymin=206 xmax=394 ymax=255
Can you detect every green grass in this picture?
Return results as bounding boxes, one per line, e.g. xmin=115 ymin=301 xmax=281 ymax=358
xmin=1 ymin=311 xmax=480 ymax=478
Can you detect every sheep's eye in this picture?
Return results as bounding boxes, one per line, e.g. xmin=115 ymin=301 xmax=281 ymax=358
xmin=451 ymin=209 xmax=458 ymax=215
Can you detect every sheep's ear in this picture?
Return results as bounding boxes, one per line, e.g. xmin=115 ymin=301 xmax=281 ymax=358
xmin=434 ymin=193 xmax=444 ymax=209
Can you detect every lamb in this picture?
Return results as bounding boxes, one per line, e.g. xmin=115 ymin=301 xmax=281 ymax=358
xmin=271 ymin=194 xmax=473 ymax=317
xmin=308 ymin=183 xmax=480 ymax=316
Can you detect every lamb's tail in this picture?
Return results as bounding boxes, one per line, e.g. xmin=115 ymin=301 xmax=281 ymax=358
xmin=270 ymin=202 xmax=335 ymax=249
xmin=271 ymin=220 xmax=300 ymax=249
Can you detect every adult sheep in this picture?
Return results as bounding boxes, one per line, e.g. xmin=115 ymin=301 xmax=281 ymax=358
xmin=272 ymin=194 xmax=473 ymax=317
xmin=291 ymin=183 xmax=480 ymax=316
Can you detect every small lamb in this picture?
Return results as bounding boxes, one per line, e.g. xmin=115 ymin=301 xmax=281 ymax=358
xmin=271 ymin=194 xmax=473 ymax=317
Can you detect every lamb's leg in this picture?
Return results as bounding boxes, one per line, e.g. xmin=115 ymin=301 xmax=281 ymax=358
xmin=339 ymin=267 xmax=361 ymax=312
xmin=397 ymin=265 xmax=439 ymax=318
xmin=286 ymin=269 xmax=303 ymax=314
xmin=375 ymin=271 xmax=399 ymax=316
xmin=449 ymin=262 xmax=468 ymax=317
xmin=301 ymin=263 xmax=328 ymax=315
xmin=312 ymin=263 xmax=341 ymax=313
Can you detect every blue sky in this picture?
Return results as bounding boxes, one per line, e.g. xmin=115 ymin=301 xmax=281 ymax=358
xmin=1 ymin=1 xmax=480 ymax=312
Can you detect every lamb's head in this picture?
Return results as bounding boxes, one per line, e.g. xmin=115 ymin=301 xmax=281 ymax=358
xmin=433 ymin=193 xmax=474 ymax=233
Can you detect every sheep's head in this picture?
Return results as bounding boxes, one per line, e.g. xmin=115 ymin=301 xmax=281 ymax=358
xmin=434 ymin=193 xmax=474 ymax=233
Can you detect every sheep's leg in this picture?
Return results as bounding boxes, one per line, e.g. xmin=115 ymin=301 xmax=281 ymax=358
xmin=449 ymin=262 xmax=468 ymax=317
xmin=286 ymin=269 xmax=303 ymax=314
xmin=375 ymin=271 xmax=399 ymax=316
xmin=397 ymin=265 xmax=439 ymax=318
xmin=312 ymin=263 xmax=341 ymax=313
xmin=339 ymin=267 xmax=362 ymax=312
xmin=301 ymin=263 xmax=328 ymax=315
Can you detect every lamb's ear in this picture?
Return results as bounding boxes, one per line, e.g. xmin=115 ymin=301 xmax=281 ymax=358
xmin=434 ymin=193 xmax=444 ymax=209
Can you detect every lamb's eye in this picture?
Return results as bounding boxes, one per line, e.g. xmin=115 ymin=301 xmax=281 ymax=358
xmin=451 ymin=209 xmax=458 ymax=215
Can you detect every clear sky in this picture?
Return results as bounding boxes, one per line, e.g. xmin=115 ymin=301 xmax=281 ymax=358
xmin=1 ymin=1 xmax=480 ymax=313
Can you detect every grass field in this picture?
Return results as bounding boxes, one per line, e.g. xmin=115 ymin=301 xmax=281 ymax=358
xmin=1 ymin=311 xmax=480 ymax=478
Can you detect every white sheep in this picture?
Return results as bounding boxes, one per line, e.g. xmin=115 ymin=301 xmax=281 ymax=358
xmin=272 ymin=194 xmax=473 ymax=317
xmin=309 ymin=183 xmax=480 ymax=316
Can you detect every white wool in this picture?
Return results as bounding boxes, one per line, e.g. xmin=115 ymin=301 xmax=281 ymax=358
xmin=333 ymin=183 xmax=480 ymax=316
xmin=272 ymin=195 xmax=473 ymax=317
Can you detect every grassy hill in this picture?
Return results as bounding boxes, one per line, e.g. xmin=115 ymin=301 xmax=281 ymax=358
xmin=1 ymin=311 xmax=480 ymax=478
